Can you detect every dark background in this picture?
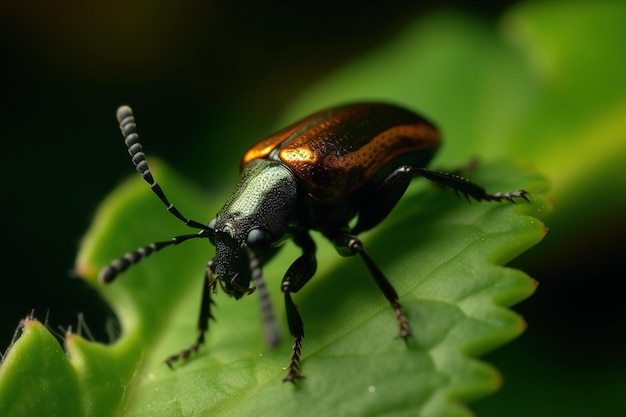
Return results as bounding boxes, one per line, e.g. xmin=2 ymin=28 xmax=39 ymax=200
xmin=1 ymin=1 xmax=623 ymax=415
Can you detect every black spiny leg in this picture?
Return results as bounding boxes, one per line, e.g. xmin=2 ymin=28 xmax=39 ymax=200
xmin=165 ymin=259 xmax=217 ymax=367
xmin=281 ymin=231 xmax=317 ymax=382
xmin=283 ymin=292 xmax=305 ymax=382
xmin=354 ymin=165 xmax=529 ymax=235
xmin=343 ymin=163 xmax=529 ymax=342
xmin=414 ymin=167 xmax=529 ymax=203
xmin=352 ymin=167 xmax=412 ymax=234
xmin=333 ymin=234 xmax=410 ymax=340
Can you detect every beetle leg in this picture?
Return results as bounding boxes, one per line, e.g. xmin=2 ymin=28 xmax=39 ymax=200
xmin=280 ymin=231 xmax=317 ymax=382
xmin=413 ymin=167 xmax=530 ymax=203
xmin=165 ymin=259 xmax=217 ymax=368
xmin=333 ymin=233 xmax=410 ymax=341
xmin=353 ymin=164 xmax=529 ymax=235
xmin=283 ymin=292 xmax=305 ymax=383
xmin=352 ymin=167 xmax=412 ymax=234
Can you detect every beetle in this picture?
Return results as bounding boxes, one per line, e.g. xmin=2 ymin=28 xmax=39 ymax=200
xmin=100 ymin=103 xmax=528 ymax=382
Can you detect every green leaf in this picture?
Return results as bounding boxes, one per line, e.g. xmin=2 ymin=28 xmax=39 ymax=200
xmin=1 ymin=159 xmax=549 ymax=417
xmin=0 ymin=319 xmax=82 ymax=417
xmin=6 ymin=2 xmax=598 ymax=416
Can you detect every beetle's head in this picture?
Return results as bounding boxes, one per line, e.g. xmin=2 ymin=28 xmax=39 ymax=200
xmin=208 ymin=205 xmax=287 ymax=347
xmin=209 ymin=159 xmax=298 ymax=298
xmin=209 ymin=226 xmax=254 ymax=298
xmin=209 ymin=220 xmax=282 ymax=298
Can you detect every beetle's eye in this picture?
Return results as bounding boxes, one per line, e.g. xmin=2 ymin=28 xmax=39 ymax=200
xmin=207 ymin=218 xmax=217 ymax=244
xmin=246 ymin=228 xmax=272 ymax=251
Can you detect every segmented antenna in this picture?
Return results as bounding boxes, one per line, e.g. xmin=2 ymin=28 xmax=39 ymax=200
xmin=98 ymin=106 xmax=211 ymax=283
xmin=116 ymin=106 xmax=207 ymax=230
xmin=246 ymin=247 xmax=280 ymax=347
xmin=99 ymin=232 xmax=207 ymax=283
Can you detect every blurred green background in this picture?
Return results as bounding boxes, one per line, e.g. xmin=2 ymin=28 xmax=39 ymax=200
xmin=1 ymin=1 xmax=624 ymax=416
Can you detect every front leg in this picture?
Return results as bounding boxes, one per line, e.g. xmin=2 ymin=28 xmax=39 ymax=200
xmin=281 ymin=231 xmax=317 ymax=382
xmin=333 ymin=234 xmax=410 ymax=341
xmin=165 ymin=259 xmax=217 ymax=367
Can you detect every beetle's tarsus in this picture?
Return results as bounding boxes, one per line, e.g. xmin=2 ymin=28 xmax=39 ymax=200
xmin=392 ymin=300 xmax=411 ymax=341
xmin=479 ymin=189 xmax=530 ymax=203
xmin=283 ymin=334 xmax=305 ymax=383
xmin=165 ymin=332 xmax=205 ymax=369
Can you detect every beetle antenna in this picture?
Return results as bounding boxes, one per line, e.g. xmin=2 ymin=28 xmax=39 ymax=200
xmin=99 ymin=230 xmax=209 ymax=283
xmin=116 ymin=105 xmax=207 ymax=230
xmin=246 ymin=246 xmax=280 ymax=347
